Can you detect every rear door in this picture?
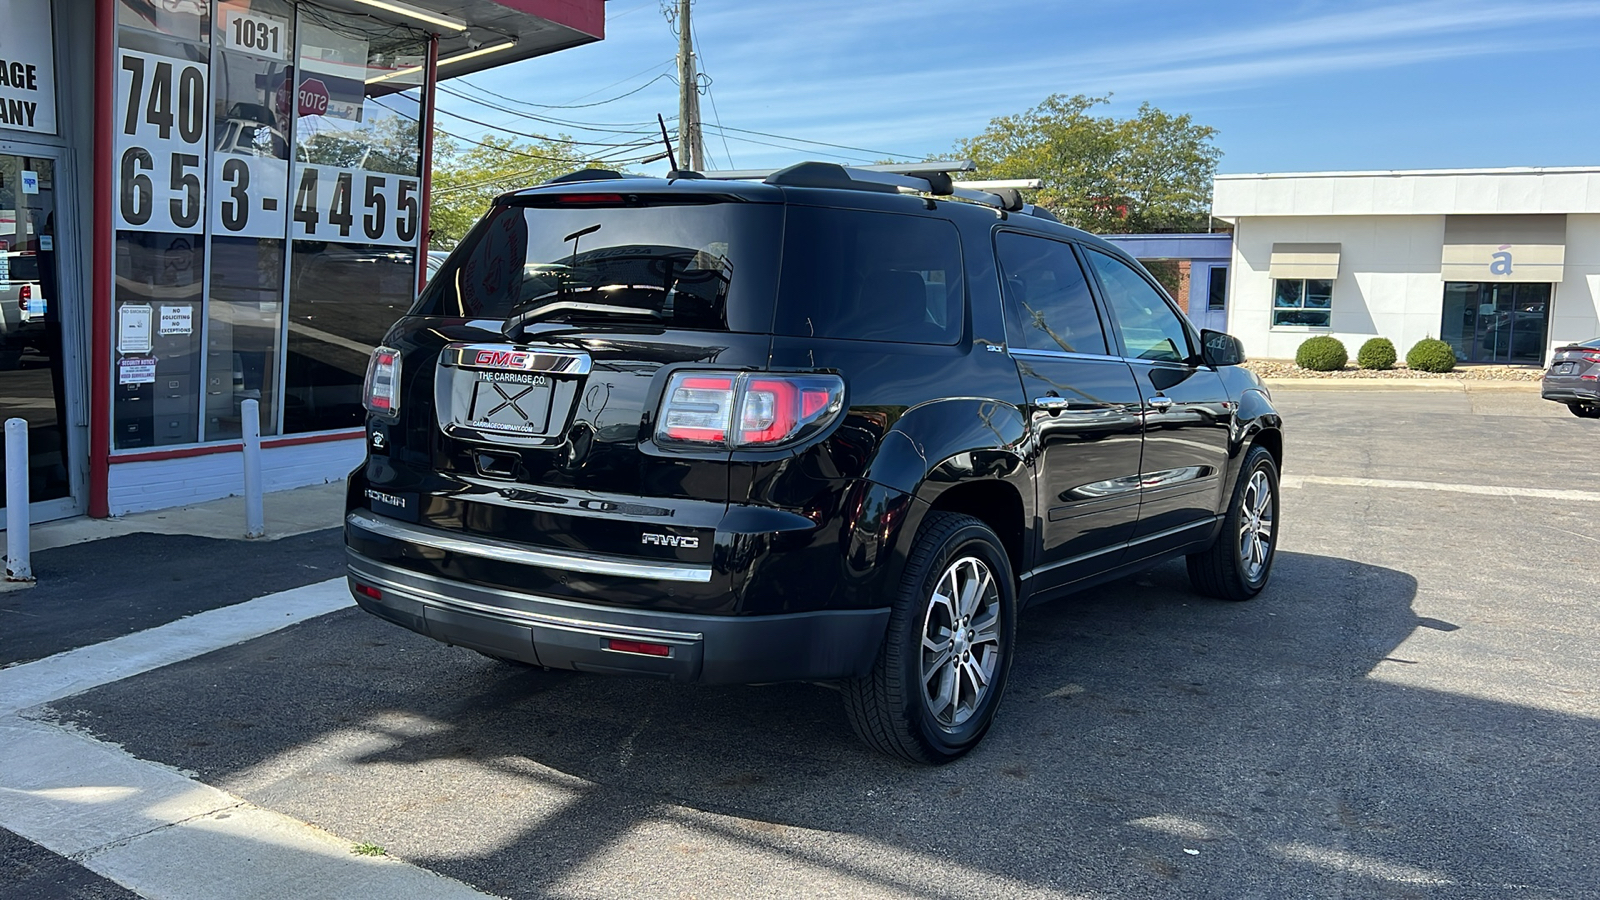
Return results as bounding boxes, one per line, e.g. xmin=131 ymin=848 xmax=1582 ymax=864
xmin=996 ymin=231 xmax=1145 ymax=594
xmin=1083 ymin=248 xmax=1234 ymax=560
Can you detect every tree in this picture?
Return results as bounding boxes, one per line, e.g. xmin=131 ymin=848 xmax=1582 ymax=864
xmin=955 ymin=94 xmax=1221 ymax=234
xmin=427 ymin=131 xmax=594 ymax=248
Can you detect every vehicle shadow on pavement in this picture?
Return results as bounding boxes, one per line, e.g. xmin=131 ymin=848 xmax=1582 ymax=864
xmin=48 ymin=550 xmax=1600 ymax=899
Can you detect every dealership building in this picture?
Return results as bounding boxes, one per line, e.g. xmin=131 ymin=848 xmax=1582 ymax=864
xmin=0 ymin=0 xmax=603 ymax=526
xmin=1211 ymin=166 xmax=1600 ymax=365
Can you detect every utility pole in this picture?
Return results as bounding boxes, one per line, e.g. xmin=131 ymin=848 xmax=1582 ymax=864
xmin=674 ymin=0 xmax=704 ymax=171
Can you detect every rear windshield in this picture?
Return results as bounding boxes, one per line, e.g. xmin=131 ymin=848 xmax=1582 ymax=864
xmin=416 ymin=199 xmax=782 ymax=333
xmin=774 ymin=206 xmax=964 ymax=345
xmin=3 ymin=253 xmax=40 ymax=281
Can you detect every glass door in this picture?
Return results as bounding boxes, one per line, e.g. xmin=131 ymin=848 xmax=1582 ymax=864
xmin=1 ymin=150 xmax=79 ymax=525
xmin=1441 ymin=282 xmax=1552 ymax=365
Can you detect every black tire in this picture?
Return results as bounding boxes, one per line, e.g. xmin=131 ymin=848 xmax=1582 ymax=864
xmin=1568 ymin=403 xmax=1600 ymax=419
xmin=843 ymin=512 xmax=1017 ymax=764
xmin=1187 ymin=444 xmax=1279 ymax=601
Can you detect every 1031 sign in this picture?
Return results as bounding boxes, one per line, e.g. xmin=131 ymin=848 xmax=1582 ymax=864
xmin=289 ymin=164 xmax=420 ymax=247
xmin=115 ymin=50 xmax=207 ymax=234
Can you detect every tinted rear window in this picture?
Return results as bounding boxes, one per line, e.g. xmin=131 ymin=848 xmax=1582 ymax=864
xmin=416 ymin=199 xmax=782 ymax=333
xmin=774 ymin=207 xmax=964 ymax=345
xmin=4 ymin=254 xmax=39 ymax=281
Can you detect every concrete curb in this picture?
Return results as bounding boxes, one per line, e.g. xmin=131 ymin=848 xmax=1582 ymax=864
xmin=1264 ymin=377 xmax=1541 ymax=393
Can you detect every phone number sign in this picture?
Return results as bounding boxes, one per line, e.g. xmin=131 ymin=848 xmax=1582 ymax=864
xmin=289 ymin=164 xmax=420 ymax=247
xmin=114 ymin=49 xmax=208 ymax=234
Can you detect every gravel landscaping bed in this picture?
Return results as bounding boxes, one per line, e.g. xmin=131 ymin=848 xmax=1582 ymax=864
xmin=1243 ymin=359 xmax=1543 ymax=381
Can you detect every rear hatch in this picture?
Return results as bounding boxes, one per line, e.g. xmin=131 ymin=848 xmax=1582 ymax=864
xmin=355 ymin=185 xmax=785 ymax=609
xmin=1548 ymin=343 xmax=1600 ymax=379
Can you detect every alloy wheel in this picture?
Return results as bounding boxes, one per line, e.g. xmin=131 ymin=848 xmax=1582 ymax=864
xmin=919 ymin=556 xmax=1003 ymax=728
xmin=1238 ymin=469 xmax=1275 ymax=581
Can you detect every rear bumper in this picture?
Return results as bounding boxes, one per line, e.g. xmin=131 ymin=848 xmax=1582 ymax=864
xmin=1542 ymin=382 xmax=1599 ymax=404
xmin=347 ymin=550 xmax=890 ymax=684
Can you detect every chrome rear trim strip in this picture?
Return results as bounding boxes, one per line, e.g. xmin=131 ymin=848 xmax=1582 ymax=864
xmin=347 ymin=510 xmax=713 ymax=583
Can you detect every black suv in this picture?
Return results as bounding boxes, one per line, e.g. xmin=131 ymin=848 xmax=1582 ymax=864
xmin=345 ymin=163 xmax=1284 ymax=763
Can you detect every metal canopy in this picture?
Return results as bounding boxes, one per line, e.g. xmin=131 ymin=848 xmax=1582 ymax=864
xmin=314 ymin=0 xmax=605 ymax=79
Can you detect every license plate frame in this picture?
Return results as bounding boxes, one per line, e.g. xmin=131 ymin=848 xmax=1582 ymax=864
xmin=467 ymin=372 xmax=554 ymax=435
xmin=1556 ymin=362 xmax=1577 ymax=375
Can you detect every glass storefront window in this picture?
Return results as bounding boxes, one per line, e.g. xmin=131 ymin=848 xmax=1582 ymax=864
xmin=1441 ymin=282 xmax=1551 ymax=365
xmin=113 ymin=2 xmax=211 ymax=449
xmin=110 ymin=1 xmax=427 ymax=448
xmin=284 ymin=6 xmax=424 ymax=433
xmin=205 ymin=0 xmax=295 ymax=440
xmin=0 ymin=154 xmax=71 ymax=504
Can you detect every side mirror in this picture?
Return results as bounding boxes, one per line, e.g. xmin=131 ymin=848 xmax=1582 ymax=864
xmin=1201 ymin=329 xmax=1245 ymax=367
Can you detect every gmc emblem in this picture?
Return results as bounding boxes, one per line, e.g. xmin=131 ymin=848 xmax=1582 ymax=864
xmin=641 ymin=533 xmax=699 ymax=549
xmin=475 ymin=349 xmax=530 ymax=368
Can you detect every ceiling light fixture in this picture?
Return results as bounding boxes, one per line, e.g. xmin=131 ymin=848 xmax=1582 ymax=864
xmin=365 ymin=40 xmax=519 ymax=84
xmin=347 ymin=0 xmax=468 ymax=33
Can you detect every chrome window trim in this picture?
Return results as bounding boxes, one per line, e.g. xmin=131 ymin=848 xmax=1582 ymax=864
xmin=347 ymin=510 xmax=713 ymax=583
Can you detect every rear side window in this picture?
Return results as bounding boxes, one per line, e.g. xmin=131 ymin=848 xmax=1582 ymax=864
xmin=415 ymin=199 xmax=782 ymax=333
xmin=774 ymin=207 xmax=963 ymax=345
xmin=994 ymin=232 xmax=1108 ymax=355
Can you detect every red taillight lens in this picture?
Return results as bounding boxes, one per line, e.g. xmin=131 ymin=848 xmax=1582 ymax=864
xmin=1583 ymin=352 xmax=1600 ymax=364
xmin=363 ymin=346 xmax=401 ymax=418
xmin=655 ymin=371 xmax=844 ymax=449
xmin=19 ymin=284 xmax=31 ymax=301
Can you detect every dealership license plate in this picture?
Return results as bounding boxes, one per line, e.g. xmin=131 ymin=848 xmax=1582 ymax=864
xmin=467 ymin=373 xmax=553 ymax=435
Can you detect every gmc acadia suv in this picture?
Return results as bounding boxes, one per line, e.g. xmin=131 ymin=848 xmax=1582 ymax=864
xmin=345 ymin=162 xmax=1284 ymax=763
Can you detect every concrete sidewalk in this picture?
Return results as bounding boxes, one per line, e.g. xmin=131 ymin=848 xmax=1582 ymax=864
xmin=0 ymin=481 xmax=506 ymax=899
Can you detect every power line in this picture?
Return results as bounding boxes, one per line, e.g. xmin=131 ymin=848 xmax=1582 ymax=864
xmin=697 ymin=126 xmax=868 ymax=163
xmin=454 ymin=72 xmax=674 ymax=112
xmin=436 ymin=84 xmax=668 ymax=133
xmin=432 ymin=98 xmax=669 ymax=150
xmin=691 ymin=30 xmax=734 ymax=170
xmin=704 ymin=123 xmax=922 ymax=162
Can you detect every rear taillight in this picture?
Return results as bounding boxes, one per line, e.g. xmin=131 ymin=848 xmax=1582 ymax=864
xmin=362 ymin=346 xmax=401 ymax=418
xmin=1583 ymin=352 xmax=1600 ymax=364
xmin=656 ymin=371 xmax=844 ymax=449
xmin=18 ymin=284 xmax=30 ymax=310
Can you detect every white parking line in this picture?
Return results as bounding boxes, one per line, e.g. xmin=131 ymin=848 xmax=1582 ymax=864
xmin=0 ymin=578 xmax=353 ymax=718
xmin=1281 ymin=474 xmax=1600 ymax=503
xmin=0 ymin=577 xmax=501 ymax=899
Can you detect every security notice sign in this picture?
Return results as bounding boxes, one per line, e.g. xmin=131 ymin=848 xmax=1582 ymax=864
xmin=0 ymin=0 xmax=58 ymax=134
xmin=114 ymin=48 xmax=208 ymax=233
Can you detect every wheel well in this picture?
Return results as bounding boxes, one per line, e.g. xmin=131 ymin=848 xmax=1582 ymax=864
xmin=1251 ymin=427 xmax=1283 ymax=470
xmin=927 ymin=480 xmax=1025 ymax=579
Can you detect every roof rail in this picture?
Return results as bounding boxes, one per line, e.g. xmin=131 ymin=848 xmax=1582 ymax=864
xmin=701 ymin=161 xmax=1027 ymax=212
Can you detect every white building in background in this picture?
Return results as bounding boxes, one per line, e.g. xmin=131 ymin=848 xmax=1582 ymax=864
xmin=1211 ymin=167 xmax=1600 ymax=364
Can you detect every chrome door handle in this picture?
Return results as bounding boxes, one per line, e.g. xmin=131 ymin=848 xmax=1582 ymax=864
xmin=1147 ymin=396 xmax=1175 ymax=412
xmin=1035 ymin=397 xmax=1070 ymax=413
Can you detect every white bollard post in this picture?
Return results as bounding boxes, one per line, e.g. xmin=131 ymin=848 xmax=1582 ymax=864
xmin=241 ymin=399 xmax=265 ymax=539
xmin=5 ymin=417 xmax=33 ymax=582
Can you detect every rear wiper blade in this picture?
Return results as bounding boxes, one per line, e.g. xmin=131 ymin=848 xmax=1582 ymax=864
xmin=502 ymin=301 xmax=662 ymax=339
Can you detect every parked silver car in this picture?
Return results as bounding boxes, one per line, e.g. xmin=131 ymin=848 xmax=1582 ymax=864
xmin=1542 ymin=337 xmax=1600 ymax=418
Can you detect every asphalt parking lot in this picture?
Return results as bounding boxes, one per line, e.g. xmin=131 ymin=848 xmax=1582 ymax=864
xmin=29 ymin=387 xmax=1600 ymax=899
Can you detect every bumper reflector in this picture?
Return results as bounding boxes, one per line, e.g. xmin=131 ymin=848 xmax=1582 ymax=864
xmin=606 ymin=639 xmax=672 ymax=657
xmin=354 ymin=583 xmax=383 ymax=601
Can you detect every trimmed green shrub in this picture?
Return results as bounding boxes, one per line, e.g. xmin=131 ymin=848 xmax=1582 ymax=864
xmin=1295 ymin=335 xmax=1348 ymax=372
xmin=1356 ymin=337 xmax=1397 ymax=370
xmin=1406 ymin=338 xmax=1457 ymax=373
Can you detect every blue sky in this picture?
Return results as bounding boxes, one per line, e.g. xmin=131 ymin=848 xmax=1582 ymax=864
xmin=441 ymin=0 xmax=1600 ymax=176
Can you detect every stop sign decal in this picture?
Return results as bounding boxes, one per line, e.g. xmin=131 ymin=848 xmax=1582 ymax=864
xmin=298 ymin=78 xmax=330 ymax=118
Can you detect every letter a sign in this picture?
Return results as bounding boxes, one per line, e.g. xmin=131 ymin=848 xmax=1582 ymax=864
xmin=1490 ymin=244 xmax=1514 ymax=276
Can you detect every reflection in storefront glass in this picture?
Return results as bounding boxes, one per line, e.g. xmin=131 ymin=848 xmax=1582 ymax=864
xmin=205 ymin=0 xmax=295 ymax=440
xmin=0 ymin=155 xmax=71 ymax=506
xmin=285 ymin=5 xmax=424 ymax=433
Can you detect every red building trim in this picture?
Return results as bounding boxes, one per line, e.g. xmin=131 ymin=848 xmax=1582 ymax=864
xmin=89 ymin=0 xmax=115 ymax=518
xmin=489 ymin=0 xmax=605 ymax=38
xmin=108 ymin=430 xmax=364 ymax=465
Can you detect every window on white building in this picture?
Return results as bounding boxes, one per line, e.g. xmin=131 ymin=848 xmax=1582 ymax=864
xmin=1272 ymin=278 xmax=1332 ymax=327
